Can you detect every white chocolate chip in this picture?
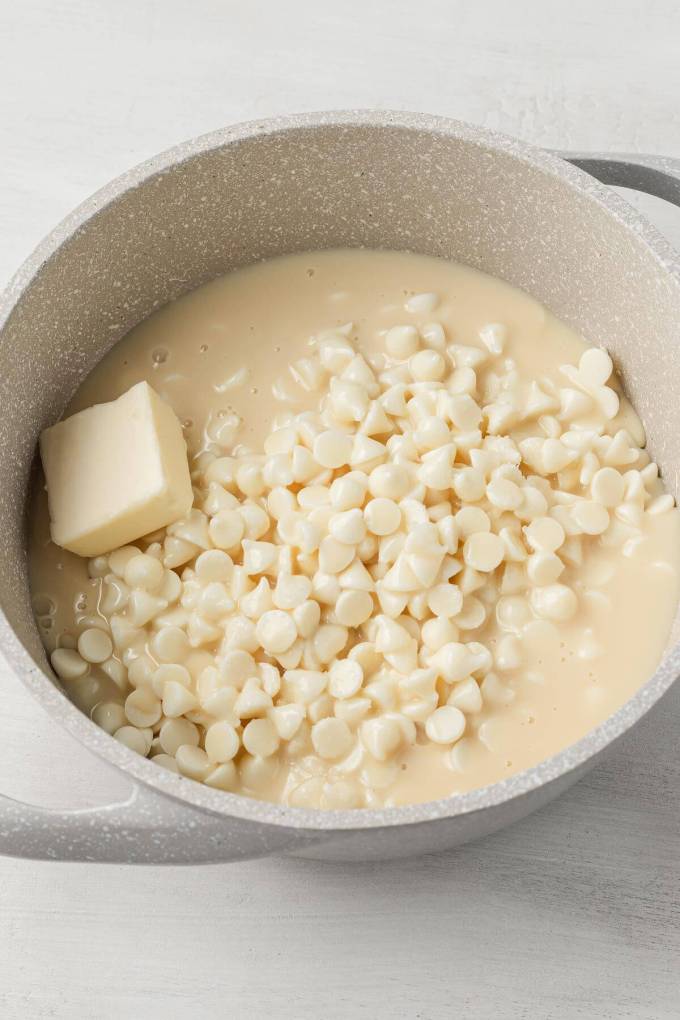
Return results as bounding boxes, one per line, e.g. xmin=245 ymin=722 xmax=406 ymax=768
xmin=176 ymin=745 xmax=212 ymax=781
xmin=329 ymin=508 xmax=367 ymax=545
xmin=125 ymin=688 xmax=162 ymax=728
xmin=91 ymin=701 xmax=127 ymax=734
xmin=77 ymin=628 xmax=113 ymax=664
xmin=256 ymin=610 xmax=298 ymax=654
xmin=530 ymin=584 xmax=578 ymax=622
xmin=571 ymin=501 xmax=610 ymax=536
xmin=386 ymin=325 xmax=420 ymax=359
xmin=524 ymin=517 xmax=565 ymax=553
xmin=368 ymin=463 xmax=411 ymax=500
xmin=360 ymin=716 xmax=403 ymax=760
xmin=463 ymin=532 xmax=504 ymax=572
xmin=479 ymin=323 xmax=506 ymax=354
xmin=312 ymin=717 xmax=354 ymax=759
xmin=314 ymin=430 xmax=353 ymax=469
xmin=335 ymin=590 xmax=374 ymax=627
xmin=425 ymin=705 xmax=466 ymax=744
xmin=114 ymin=726 xmax=152 ymax=756
xmin=427 ymin=583 xmax=463 ymax=618
xmin=328 ymin=659 xmax=364 ymax=699
xmin=405 ymin=292 xmax=439 ymax=314
xmin=591 ymin=467 xmax=625 ymax=507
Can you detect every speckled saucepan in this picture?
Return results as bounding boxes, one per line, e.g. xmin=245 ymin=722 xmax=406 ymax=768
xmin=1 ymin=112 xmax=680 ymax=864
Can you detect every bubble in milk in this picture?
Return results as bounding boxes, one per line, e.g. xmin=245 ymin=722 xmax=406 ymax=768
xmin=151 ymin=347 xmax=168 ymax=366
xmin=32 ymin=593 xmax=55 ymax=616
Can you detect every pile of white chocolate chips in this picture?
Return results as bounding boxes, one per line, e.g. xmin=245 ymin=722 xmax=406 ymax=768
xmin=47 ymin=297 xmax=675 ymax=808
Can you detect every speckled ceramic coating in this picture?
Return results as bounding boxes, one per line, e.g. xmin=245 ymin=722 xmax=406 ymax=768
xmin=2 ymin=111 xmax=680 ymax=863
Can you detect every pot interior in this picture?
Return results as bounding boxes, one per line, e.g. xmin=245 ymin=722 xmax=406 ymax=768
xmin=2 ymin=117 xmax=680 ymax=676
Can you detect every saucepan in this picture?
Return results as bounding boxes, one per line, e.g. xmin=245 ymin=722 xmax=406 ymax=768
xmin=1 ymin=111 xmax=680 ymax=864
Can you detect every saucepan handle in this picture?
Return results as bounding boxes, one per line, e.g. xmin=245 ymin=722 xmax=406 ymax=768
xmin=0 ymin=764 xmax=260 ymax=864
xmin=0 ymin=771 xmax=315 ymax=864
xmin=0 ymin=674 xmax=311 ymax=864
xmin=558 ymin=152 xmax=680 ymax=207
xmin=0 ymin=776 xmax=188 ymax=864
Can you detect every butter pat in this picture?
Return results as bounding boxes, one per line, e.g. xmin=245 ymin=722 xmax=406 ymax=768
xmin=40 ymin=381 xmax=193 ymax=557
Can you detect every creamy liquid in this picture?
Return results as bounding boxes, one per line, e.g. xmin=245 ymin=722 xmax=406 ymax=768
xmin=28 ymin=249 xmax=680 ymax=806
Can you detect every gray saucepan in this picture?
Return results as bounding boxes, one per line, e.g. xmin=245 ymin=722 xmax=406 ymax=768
xmin=1 ymin=112 xmax=680 ymax=864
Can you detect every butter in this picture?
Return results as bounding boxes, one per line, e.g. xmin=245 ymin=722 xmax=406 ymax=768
xmin=40 ymin=381 xmax=193 ymax=557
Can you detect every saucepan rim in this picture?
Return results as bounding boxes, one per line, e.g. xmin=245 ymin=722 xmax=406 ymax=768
xmin=2 ymin=109 xmax=679 ymax=832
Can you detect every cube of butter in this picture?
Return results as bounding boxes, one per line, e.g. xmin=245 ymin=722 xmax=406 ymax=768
xmin=40 ymin=381 xmax=193 ymax=557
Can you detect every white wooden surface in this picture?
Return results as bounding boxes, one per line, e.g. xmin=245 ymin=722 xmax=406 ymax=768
xmin=2 ymin=2 xmax=680 ymax=1017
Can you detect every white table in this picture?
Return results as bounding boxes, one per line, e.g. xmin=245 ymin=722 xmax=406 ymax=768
xmin=1 ymin=2 xmax=680 ymax=1017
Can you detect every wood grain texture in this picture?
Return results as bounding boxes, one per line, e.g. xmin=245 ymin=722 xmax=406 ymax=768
xmin=1 ymin=2 xmax=680 ymax=1017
